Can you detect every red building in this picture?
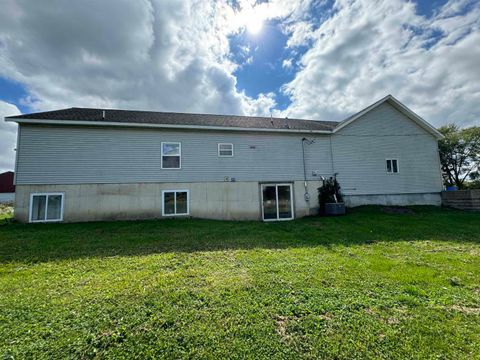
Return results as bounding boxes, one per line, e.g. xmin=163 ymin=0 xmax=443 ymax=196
xmin=0 ymin=171 xmax=15 ymax=193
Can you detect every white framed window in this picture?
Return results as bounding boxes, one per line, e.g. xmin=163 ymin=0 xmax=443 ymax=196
xmin=162 ymin=190 xmax=189 ymax=216
xmin=161 ymin=142 xmax=181 ymax=169
xmin=29 ymin=193 xmax=64 ymax=223
xmin=261 ymin=183 xmax=294 ymax=221
xmin=386 ymin=159 xmax=399 ymax=174
xmin=218 ymin=143 xmax=234 ymax=157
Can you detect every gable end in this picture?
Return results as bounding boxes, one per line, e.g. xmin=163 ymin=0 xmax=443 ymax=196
xmin=333 ymin=95 xmax=443 ymax=139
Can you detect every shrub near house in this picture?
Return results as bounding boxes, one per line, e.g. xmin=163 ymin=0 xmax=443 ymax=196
xmin=318 ymin=177 xmax=345 ymax=215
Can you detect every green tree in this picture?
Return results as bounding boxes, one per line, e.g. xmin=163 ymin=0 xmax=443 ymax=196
xmin=438 ymin=124 xmax=480 ymax=188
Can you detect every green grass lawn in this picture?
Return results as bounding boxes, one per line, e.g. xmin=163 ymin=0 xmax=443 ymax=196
xmin=0 ymin=206 xmax=479 ymax=359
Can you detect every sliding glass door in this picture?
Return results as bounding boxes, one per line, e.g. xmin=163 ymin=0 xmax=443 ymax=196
xmin=261 ymin=184 xmax=294 ymax=221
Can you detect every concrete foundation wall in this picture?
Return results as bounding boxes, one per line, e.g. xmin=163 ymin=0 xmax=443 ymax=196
xmin=15 ymin=182 xmax=442 ymax=223
xmin=344 ymin=192 xmax=442 ymax=207
xmin=15 ymin=181 xmax=323 ymax=223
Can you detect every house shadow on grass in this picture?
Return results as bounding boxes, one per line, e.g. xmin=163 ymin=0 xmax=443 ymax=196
xmin=0 ymin=206 xmax=479 ymax=264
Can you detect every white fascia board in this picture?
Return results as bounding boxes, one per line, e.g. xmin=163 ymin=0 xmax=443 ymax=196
xmin=6 ymin=118 xmax=333 ymax=135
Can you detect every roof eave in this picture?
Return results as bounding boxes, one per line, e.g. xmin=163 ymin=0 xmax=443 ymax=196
xmin=6 ymin=118 xmax=334 ymax=135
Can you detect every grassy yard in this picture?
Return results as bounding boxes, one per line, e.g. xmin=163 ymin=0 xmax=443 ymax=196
xmin=0 ymin=206 xmax=479 ymax=359
xmin=0 ymin=203 xmax=13 ymax=221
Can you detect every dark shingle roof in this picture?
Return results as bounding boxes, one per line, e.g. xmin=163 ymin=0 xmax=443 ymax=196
xmin=7 ymin=107 xmax=339 ymax=132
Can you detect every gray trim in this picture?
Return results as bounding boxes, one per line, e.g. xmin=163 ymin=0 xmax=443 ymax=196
xmin=7 ymin=118 xmax=333 ymax=135
xmin=13 ymin=124 xmax=20 ymax=185
xmin=329 ymin=135 xmax=335 ymax=175
xmin=345 ymin=191 xmax=441 ymax=196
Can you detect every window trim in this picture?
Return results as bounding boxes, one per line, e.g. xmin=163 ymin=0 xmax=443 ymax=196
xmin=161 ymin=142 xmax=182 ymax=169
xmin=161 ymin=190 xmax=190 ymax=216
xmin=218 ymin=143 xmax=234 ymax=157
xmin=261 ymin=183 xmax=294 ymax=222
xmin=29 ymin=192 xmax=64 ymax=223
xmin=386 ymin=158 xmax=399 ymax=174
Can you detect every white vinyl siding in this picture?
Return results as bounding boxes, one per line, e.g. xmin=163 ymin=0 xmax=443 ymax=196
xmin=16 ymin=126 xmax=334 ymax=184
xmin=218 ymin=143 xmax=233 ymax=157
xmin=331 ymin=102 xmax=443 ymax=195
xmin=29 ymin=192 xmax=64 ymax=222
xmin=162 ymin=190 xmax=189 ymax=216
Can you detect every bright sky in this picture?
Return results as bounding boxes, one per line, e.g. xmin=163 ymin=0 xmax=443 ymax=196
xmin=0 ymin=0 xmax=479 ymax=172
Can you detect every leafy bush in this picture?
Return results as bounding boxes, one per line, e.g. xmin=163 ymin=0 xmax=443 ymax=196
xmin=318 ymin=177 xmax=343 ymax=205
xmin=438 ymin=124 xmax=480 ymax=189
xmin=464 ymin=180 xmax=480 ymax=189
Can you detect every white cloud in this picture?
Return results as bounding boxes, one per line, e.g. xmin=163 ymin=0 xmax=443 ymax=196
xmin=0 ymin=0 xmax=478 ymax=131
xmin=284 ymin=21 xmax=314 ymax=48
xmin=242 ymin=92 xmax=277 ymax=116
xmin=0 ymin=0 xmax=279 ymax=117
xmin=0 ymin=101 xmax=20 ymax=172
xmin=280 ymin=0 xmax=480 ymax=127
xmin=282 ymin=59 xmax=293 ymax=69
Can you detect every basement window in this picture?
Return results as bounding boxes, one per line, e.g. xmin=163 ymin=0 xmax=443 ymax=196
xmin=161 ymin=142 xmax=181 ymax=169
xmin=386 ymin=159 xmax=399 ymax=174
xmin=218 ymin=143 xmax=234 ymax=157
xmin=29 ymin=193 xmax=64 ymax=222
xmin=162 ymin=190 xmax=189 ymax=216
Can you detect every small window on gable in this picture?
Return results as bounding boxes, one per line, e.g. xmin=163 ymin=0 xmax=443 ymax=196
xmin=162 ymin=190 xmax=189 ymax=216
xmin=29 ymin=193 xmax=64 ymax=222
xmin=162 ymin=142 xmax=181 ymax=169
xmin=218 ymin=143 xmax=233 ymax=157
xmin=386 ymin=159 xmax=399 ymax=174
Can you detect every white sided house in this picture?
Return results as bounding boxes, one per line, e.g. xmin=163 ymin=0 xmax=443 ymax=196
xmin=6 ymin=95 xmax=444 ymax=223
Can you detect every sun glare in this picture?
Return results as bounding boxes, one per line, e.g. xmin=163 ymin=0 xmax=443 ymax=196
xmin=234 ymin=4 xmax=266 ymax=36
xmin=246 ymin=18 xmax=263 ymax=35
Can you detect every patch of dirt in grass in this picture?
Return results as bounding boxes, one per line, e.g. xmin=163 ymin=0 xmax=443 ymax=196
xmin=387 ymin=317 xmax=400 ymax=325
xmin=274 ymin=315 xmax=294 ymax=343
xmin=449 ymin=277 xmax=463 ymax=286
xmin=381 ymin=206 xmax=415 ymax=215
xmin=365 ymin=307 xmax=377 ymax=316
xmin=469 ymin=248 xmax=479 ymax=256
xmin=318 ymin=313 xmax=333 ymax=321
xmin=274 ymin=314 xmax=325 ymax=338
xmin=367 ymin=306 xmax=412 ymax=324
xmin=448 ymin=305 xmax=480 ymax=315
xmin=274 ymin=313 xmax=332 ymax=346
xmin=365 ymin=307 xmax=400 ymax=325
